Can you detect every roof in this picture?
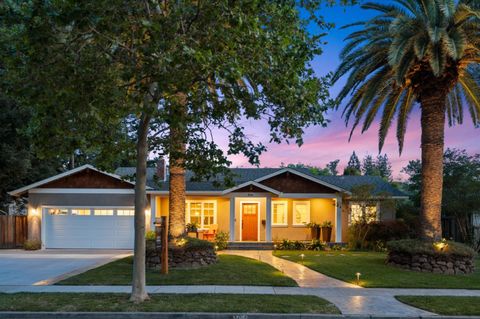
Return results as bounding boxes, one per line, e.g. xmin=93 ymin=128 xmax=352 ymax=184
xmin=9 ymin=165 xmax=137 ymax=197
xmin=115 ymin=166 xmax=407 ymax=197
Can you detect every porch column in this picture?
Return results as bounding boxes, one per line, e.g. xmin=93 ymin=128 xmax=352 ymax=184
xmin=229 ymin=197 xmax=235 ymax=241
xmin=149 ymin=195 xmax=156 ymax=231
xmin=265 ymin=196 xmax=272 ymax=241
xmin=335 ymin=195 xmax=342 ymax=242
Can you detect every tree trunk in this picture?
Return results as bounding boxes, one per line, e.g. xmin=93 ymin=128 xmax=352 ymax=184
xmin=130 ymin=113 xmax=151 ymax=303
xmin=419 ymin=93 xmax=446 ymax=241
xmin=168 ymin=93 xmax=187 ymax=240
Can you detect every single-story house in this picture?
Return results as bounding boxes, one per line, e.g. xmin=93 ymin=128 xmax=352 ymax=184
xmin=9 ymin=162 xmax=407 ymax=249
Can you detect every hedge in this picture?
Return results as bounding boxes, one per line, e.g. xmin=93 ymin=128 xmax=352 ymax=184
xmin=387 ymin=239 xmax=476 ymax=258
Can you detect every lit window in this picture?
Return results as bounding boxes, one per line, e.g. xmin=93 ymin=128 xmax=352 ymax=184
xmin=48 ymin=208 xmax=68 ymax=216
xmin=293 ymin=201 xmax=310 ymax=226
xmin=94 ymin=209 xmax=114 ymax=216
xmin=71 ymin=209 xmax=90 ymax=216
xmin=186 ymin=201 xmax=217 ymax=229
xmin=272 ymin=201 xmax=288 ymax=226
xmin=349 ymin=203 xmax=377 ymax=224
xmin=117 ymin=209 xmax=134 ymax=216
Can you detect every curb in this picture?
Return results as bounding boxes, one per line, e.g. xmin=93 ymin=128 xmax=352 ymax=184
xmin=0 ymin=313 xmax=477 ymax=319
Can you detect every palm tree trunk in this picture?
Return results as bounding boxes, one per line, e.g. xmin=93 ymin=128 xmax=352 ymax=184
xmin=130 ymin=113 xmax=151 ymax=303
xmin=419 ymin=93 xmax=446 ymax=241
xmin=168 ymin=93 xmax=187 ymax=240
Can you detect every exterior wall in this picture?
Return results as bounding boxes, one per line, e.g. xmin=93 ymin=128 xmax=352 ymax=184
xmin=27 ymin=192 xmax=137 ymax=242
xmin=154 ymin=196 xmax=230 ymax=237
xmin=379 ymin=201 xmax=396 ymax=221
xmin=271 ymin=198 xmax=336 ymax=241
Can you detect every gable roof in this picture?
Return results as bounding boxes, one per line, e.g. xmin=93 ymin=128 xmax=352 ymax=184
xmin=9 ymin=165 xmax=137 ymax=197
xmin=115 ymin=166 xmax=407 ymax=197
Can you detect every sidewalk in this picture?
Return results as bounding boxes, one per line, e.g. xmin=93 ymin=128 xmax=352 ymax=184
xmin=3 ymin=285 xmax=480 ymax=316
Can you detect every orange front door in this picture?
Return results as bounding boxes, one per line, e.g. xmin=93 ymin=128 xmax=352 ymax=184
xmin=242 ymin=203 xmax=258 ymax=241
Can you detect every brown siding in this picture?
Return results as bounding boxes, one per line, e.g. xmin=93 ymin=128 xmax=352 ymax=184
xmin=260 ymin=172 xmax=336 ymax=193
xmin=233 ymin=184 xmax=271 ymax=193
xmin=39 ymin=168 xmax=133 ymax=189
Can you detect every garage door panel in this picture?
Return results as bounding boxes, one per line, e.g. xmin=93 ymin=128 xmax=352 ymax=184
xmin=45 ymin=208 xmax=134 ymax=249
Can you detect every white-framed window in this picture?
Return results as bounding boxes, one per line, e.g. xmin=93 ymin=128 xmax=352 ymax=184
xmin=186 ymin=200 xmax=217 ymax=229
xmin=48 ymin=208 xmax=68 ymax=216
xmin=117 ymin=209 xmax=135 ymax=216
xmin=94 ymin=209 xmax=114 ymax=216
xmin=293 ymin=201 xmax=310 ymax=226
xmin=71 ymin=208 xmax=91 ymax=216
xmin=349 ymin=203 xmax=378 ymax=225
xmin=272 ymin=201 xmax=288 ymax=226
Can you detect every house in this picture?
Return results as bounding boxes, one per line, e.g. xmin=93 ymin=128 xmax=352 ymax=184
xmin=8 ymin=162 xmax=407 ymax=249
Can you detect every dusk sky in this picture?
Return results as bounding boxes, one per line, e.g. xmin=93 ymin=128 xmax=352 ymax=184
xmin=220 ymin=2 xmax=480 ymax=180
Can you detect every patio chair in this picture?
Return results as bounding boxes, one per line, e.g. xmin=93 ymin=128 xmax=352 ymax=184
xmin=202 ymin=224 xmax=218 ymax=241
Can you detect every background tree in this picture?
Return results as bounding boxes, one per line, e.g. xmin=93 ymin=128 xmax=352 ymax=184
xmin=334 ymin=0 xmax=480 ymax=241
xmin=362 ymin=155 xmax=380 ymax=176
xmin=403 ymin=149 xmax=480 ymax=248
xmin=326 ymin=159 xmax=340 ymax=176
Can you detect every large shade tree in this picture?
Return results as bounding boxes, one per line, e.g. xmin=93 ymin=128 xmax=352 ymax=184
xmin=334 ymin=0 xmax=480 ymax=241
xmin=1 ymin=0 xmax=354 ymax=303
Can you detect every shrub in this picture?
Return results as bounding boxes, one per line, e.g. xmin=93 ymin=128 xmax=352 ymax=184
xmin=275 ymin=239 xmax=326 ymax=251
xmin=321 ymin=221 xmax=333 ymax=228
xmin=24 ymin=239 xmax=41 ymax=250
xmin=214 ymin=231 xmax=229 ymax=250
xmin=307 ymin=240 xmax=325 ymax=251
xmin=145 ymin=230 xmax=156 ymax=241
xmin=178 ymin=237 xmax=214 ymax=251
xmin=348 ymin=220 xmax=411 ymax=250
xmin=387 ymin=239 xmax=476 ymax=258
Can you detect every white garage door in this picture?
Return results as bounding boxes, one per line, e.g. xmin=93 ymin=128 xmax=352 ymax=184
xmin=44 ymin=207 xmax=135 ymax=249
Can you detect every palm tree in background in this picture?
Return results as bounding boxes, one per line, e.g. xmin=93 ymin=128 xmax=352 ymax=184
xmin=334 ymin=0 xmax=479 ymax=241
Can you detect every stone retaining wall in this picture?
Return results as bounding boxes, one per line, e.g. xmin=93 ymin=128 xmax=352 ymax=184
xmin=386 ymin=251 xmax=475 ymax=274
xmin=146 ymin=243 xmax=217 ymax=269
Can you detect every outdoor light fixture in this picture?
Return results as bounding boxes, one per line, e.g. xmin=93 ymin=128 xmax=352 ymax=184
xmin=214 ymin=245 xmax=219 ymax=251
xmin=433 ymin=239 xmax=448 ymax=252
xmin=274 ymin=244 xmax=277 ymax=251
xmin=300 ymin=253 xmax=305 ymax=264
xmin=355 ymin=272 xmax=361 ymax=285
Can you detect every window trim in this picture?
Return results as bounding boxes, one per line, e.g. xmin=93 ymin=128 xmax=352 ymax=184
xmin=292 ymin=201 xmax=311 ymax=226
xmin=42 ymin=206 xmax=135 ymax=217
xmin=185 ymin=200 xmax=217 ymax=230
xmin=271 ymin=200 xmax=288 ymax=226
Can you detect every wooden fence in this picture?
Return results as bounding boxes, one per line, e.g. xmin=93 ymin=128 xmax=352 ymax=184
xmin=0 ymin=216 xmax=27 ymax=248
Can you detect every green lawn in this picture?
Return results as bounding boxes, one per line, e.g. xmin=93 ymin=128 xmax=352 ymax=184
xmin=0 ymin=293 xmax=339 ymax=314
xmin=58 ymin=255 xmax=297 ymax=286
xmin=274 ymin=250 xmax=480 ymax=288
xmin=396 ymin=296 xmax=480 ymax=315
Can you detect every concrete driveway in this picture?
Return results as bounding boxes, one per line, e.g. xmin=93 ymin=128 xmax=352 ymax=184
xmin=0 ymin=249 xmax=131 ymax=285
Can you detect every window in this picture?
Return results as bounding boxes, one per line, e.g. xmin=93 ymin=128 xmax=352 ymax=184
xmin=186 ymin=201 xmax=217 ymax=229
xmin=117 ymin=209 xmax=135 ymax=216
xmin=48 ymin=208 xmax=68 ymax=216
xmin=293 ymin=201 xmax=310 ymax=226
xmin=94 ymin=209 xmax=114 ymax=216
xmin=349 ymin=203 xmax=377 ymax=224
xmin=71 ymin=209 xmax=90 ymax=216
xmin=272 ymin=201 xmax=288 ymax=226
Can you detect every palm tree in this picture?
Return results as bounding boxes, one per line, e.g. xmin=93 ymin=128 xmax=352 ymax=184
xmin=334 ymin=0 xmax=479 ymax=241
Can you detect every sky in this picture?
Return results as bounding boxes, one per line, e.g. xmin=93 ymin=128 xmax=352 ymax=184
xmin=217 ymin=2 xmax=480 ymax=180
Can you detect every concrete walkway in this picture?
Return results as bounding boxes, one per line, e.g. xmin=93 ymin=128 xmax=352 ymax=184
xmin=221 ymin=250 xmax=358 ymax=288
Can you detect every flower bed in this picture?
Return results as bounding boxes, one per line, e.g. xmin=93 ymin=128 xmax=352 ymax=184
xmin=386 ymin=239 xmax=476 ymax=275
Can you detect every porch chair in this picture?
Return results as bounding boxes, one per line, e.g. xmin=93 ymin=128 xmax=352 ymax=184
xmin=202 ymin=224 xmax=218 ymax=241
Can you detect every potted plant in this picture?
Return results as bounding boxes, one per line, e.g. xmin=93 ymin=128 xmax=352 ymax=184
xmin=186 ymin=222 xmax=199 ymax=238
xmin=321 ymin=221 xmax=333 ymax=242
xmin=306 ymin=222 xmax=320 ymax=240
